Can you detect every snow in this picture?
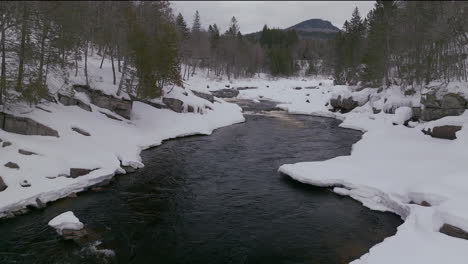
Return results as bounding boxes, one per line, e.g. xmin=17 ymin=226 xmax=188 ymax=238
xmin=0 ymin=55 xmax=245 ymax=217
xmin=2 ymin=55 xmax=468 ymax=263
xmin=48 ymin=211 xmax=84 ymax=234
xmin=392 ymin=106 xmax=412 ymax=125
xmin=229 ymin=77 xmax=468 ymax=263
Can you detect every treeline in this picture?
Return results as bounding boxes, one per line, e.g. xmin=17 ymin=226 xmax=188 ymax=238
xmin=175 ymin=11 xmax=333 ymax=80
xmin=0 ymin=1 xmax=181 ymax=105
xmin=333 ymin=1 xmax=468 ymax=88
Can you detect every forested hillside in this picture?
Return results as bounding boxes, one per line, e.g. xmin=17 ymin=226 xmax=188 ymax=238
xmin=0 ymin=1 xmax=467 ymax=109
xmin=333 ymin=1 xmax=468 ymax=88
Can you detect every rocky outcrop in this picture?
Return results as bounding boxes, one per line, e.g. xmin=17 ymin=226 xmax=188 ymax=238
xmin=71 ymin=127 xmax=91 ymax=136
xmin=440 ymin=224 xmax=468 ymax=240
xmin=0 ymin=112 xmax=59 ymax=137
xmin=73 ymin=85 xmax=133 ymax=119
xmin=2 ymin=141 xmax=11 ymax=147
xmin=211 ymin=89 xmax=239 ymax=98
xmin=421 ymin=93 xmax=466 ymax=121
xmin=162 ymin=97 xmax=184 ymax=113
xmin=330 ymin=95 xmax=359 ymax=113
xmin=191 ymin=90 xmax=214 ymax=103
xmin=99 ymin=111 xmax=123 ymax=121
xmin=422 ymin=125 xmax=462 ymax=140
xmin=4 ymin=162 xmax=19 ymax=169
xmin=18 ymin=149 xmax=37 ymax=155
xmin=58 ymin=93 xmax=92 ymax=112
xmin=0 ymin=176 xmax=7 ymax=192
xmin=70 ymin=168 xmax=97 ymax=178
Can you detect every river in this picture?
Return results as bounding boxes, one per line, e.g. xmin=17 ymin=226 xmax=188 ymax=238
xmin=0 ymin=100 xmax=402 ymax=264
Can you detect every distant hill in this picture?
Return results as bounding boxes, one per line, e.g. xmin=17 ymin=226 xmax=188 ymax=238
xmin=246 ymin=18 xmax=340 ymax=41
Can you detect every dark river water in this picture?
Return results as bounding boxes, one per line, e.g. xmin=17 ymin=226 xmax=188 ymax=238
xmin=0 ymin=101 xmax=402 ymax=264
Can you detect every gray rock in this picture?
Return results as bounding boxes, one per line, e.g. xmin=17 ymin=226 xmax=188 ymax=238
xmin=20 ymin=180 xmax=31 ymax=187
xmin=0 ymin=112 xmax=59 ymax=137
xmin=58 ymin=92 xmax=92 ymax=112
xmin=187 ymin=105 xmax=195 ymax=113
xmin=2 ymin=141 xmax=12 ymax=148
xmin=293 ymin=87 xmax=302 ymax=90
xmin=73 ymin=85 xmax=133 ymax=119
xmin=440 ymin=93 xmax=466 ymax=109
xmin=0 ymin=176 xmax=7 ymax=192
xmin=421 ymin=92 xmax=466 ymax=121
xmin=440 ymin=224 xmax=468 ymax=240
xmin=18 ymin=149 xmax=37 ymax=155
xmin=236 ymin=87 xmax=258 ymax=91
xmin=71 ymin=127 xmax=91 ymax=136
xmin=62 ymin=228 xmax=88 ymax=241
xmin=139 ymin=100 xmax=168 ymax=110
xmin=162 ymin=97 xmax=184 ymax=113
xmin=305 ymin=86 xmax=318 ymax=89
xmin=412 ymin=107 xmax=421 ymax=120
xmin=211 ymin=89 xmax=239 ymax=98
xmin=99 ymin=111 xmax=123 ymax=121
xmin=191 ymin=90 xmax=214 ymax=103
xmin=422 ymin=125 xmax=462 ymax=140
xmin=70 ymin=168 xmax=97 ymax=178
xmin=330 ymin=95 xmax=359 ymax=113
xmin=35 ymin=198 xmax=46 ymax=209
xmin=4 ymin=162 xmax=19 ymax=169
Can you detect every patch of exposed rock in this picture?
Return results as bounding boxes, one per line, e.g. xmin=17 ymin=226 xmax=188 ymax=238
xmin=440 ymin=224 xmax=468 ymax=240
xmin=58 ymin=92 xmax=92 ymax=112
xmin=211 ymin=89 xmax=239 ymax=98
xmin=421 ymin=92 xmax=466 ymax=121
xmin=0 ymin=112 xmax=59 ymax=137
xmin=73 ymin=85 xmax=133 ymax=119
xmin=191 ymin=90 xmax=214 ymax=103
xmin=162 ymin=97 xmax=184 ymax=113
xmin=18 ymin=149 xmax=37 ymax=155
xmin=422 ymin=125 xmax=462 ymax=140
xmin=71 ymin=127 xmax=91 ymax=136
xmin=4 ymin=162 xmax=19 ymax=169
xmin=330 ymin=95 xmax=359 ymax=113
xmin=70 ymin=168 xmax=97 ymax=178
xmin=0 ymin=176 xmax=7 ymax=192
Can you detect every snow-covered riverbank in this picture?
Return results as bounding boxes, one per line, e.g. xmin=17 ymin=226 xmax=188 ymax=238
xmin=0 ymin=59 xmax=244 ymax=218
xmin=229 ymin=78 xmax=468 ymax=263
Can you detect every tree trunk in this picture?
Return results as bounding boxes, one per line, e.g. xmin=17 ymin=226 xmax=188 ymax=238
xmin=117 ymin=58 xmax=127 ymax=96
xmin=110 ymin=47 xmax=116 ymax=85
xmin=0 ymin=26 xmax=6 ymax=105
xmin=84 ymin=41 xmax=89 ymax=85
xmin=117 ymin=45 xmax=121 ymax=73
xmin=100 ymin=46 xmax=106 ymax=69
xmin=16 ymin=4 xmax=28 ymax=92
xmin=38 ymin=22 xmax=48 ymax=88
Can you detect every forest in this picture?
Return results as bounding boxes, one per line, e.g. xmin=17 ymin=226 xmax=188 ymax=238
xmin=0 ymin=1 xmax=467 ymax=107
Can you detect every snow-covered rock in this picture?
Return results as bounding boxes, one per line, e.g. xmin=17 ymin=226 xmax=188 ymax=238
xmin=48 ymin=211 xmax=84 ymax=234
xmin=392 ymin=106 xmax=412 ymax=125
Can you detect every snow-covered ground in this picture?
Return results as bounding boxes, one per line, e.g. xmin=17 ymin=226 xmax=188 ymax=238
xmin=0 ymin=58 xmax=244 ymax=217
xmin=227 ymin=78 xmax=468 ymax=263
xmin=2 ymin=59 xmax=468 ymax=263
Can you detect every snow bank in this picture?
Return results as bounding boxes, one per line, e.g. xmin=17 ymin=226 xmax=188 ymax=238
xmin=0 ymin=55 xmax=245 ymax=217
xmin=48 ymin=211 xmax=84 ymax=233
xmin=237 ymin=79 xmax=468 ymax=263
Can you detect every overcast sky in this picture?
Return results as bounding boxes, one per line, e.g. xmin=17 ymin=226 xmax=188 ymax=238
xmin=170 ymin=1 xmax=375 ymax=34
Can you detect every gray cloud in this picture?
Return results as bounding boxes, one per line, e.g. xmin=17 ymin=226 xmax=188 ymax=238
xmin=170 ymin=1 xmax=375 ymax=34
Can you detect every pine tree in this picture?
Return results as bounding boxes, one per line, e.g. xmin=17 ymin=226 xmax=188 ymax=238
xmin=192 ymin=10 xmax=201 ymax=33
